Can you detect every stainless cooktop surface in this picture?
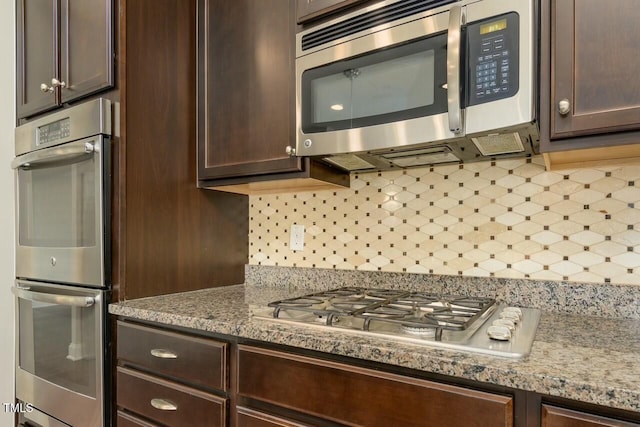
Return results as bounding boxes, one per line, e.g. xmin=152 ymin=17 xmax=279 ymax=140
xmin=252 ymin=287 xmax=540 ymax=359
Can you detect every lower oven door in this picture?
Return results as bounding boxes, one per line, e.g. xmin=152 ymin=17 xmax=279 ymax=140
xmin=13 ymin=279 xmax=107 ymax=427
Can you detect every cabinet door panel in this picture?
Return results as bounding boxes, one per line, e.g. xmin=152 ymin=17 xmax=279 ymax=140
xmin=238 ymin=345 xmax=513 ymax=427
xmin=59 ymin=0 xmax=114 ymax=104
xmin=237 ymin=407 xmax=311 ymax=427
xmin=197 ymin=0 xmax=303 ymax=180
xmin=551 ymin=0 xmax=640 ymax=139
xmin=542 ymin=404 xmax=640 ymax=427
xmin=17 ymin=0 xmax=58 ymax=118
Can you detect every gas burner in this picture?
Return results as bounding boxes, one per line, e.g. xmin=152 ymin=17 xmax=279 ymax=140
xmin=255 ymin=287 xmax=541 ymax=359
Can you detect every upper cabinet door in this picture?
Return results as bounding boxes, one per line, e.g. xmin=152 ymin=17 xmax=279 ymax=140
xmin=550 ymin=0 xmax=640 ymax=140
xmin=197 ymin=0 xmax=303 ymax=180
xmin=59 ymin=0 xmax=114 ymax=104
xmin=296 ymin=0 xmax=368 ymax=24
xmin=16 ymin=0 xmax=59 ymax=118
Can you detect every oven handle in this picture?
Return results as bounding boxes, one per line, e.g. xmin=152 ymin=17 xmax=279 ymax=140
xmin=11 ymin=140 xmax=95 ymax=169
xmin=12 ymin=286 xmax=96 ymax=308
xmin=447 ymin=4 xmax=464 ymax=136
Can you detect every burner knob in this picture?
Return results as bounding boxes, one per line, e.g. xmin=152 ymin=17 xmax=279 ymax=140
xmin=492 ymin=318 xmax=515 ymax=331
xmin=487 ymin=325 xmax=512 ymax=341
xmin=504 ymin=306 xmax=523 ymax=318
xmin=500 ymin=310 xmax=521 ymax=324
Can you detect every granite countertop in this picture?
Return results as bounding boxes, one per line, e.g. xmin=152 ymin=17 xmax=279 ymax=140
xmin=109 ymin=282 xmax=640 ymax=414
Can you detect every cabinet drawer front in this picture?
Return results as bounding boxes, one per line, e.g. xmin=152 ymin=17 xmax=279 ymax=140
xmin=117 ymin=410 xmax=161 ymax=427
xmin=238 ymin=346 xmax=513 ymax=427
xmin=117 ymin=367 xmax=227 ymax=427
xmin=542 ymin=405 xmax=640 ymax=427
xmin=237 ymin=406 xmax=311 ymax=427
xmin=117 ymin=321 xmax=227 ymax=391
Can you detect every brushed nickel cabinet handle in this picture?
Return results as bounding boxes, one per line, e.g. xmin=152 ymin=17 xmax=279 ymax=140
xmin=51 ymin=78 xmax=66 ymax=89
xmin=40 ymin=83 xmax=54 ymax=93
xmin=150 ymin=398 xmax=178 ymax=411
xmin=150 ymin=348 xmax=178 ymax=359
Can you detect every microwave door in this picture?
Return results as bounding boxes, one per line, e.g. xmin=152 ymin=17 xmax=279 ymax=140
xmin=296 ymin=8 xmax=458 ymax=157
xmin=13 ymin=137 xmax=108 ymax=287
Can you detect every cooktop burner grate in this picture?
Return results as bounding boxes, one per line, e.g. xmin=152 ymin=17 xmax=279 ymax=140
xmin=268 ymin=288 xmax=496 ymax=339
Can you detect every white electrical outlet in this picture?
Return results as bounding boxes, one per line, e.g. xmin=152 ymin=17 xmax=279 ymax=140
xmin=290 ymin=224 xmax=305 ymax=251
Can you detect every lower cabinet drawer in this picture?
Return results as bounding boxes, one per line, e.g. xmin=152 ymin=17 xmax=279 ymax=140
xmin=237 ymin=406 xmax=310 ymax=427
xmin=117 ymin=410 xmax=161 ymax=427
xmin=542 ymin=404 xmax=640 ymax=427
xmin=238 ymin=345 xmax=513 ymax=427
xmin=117 ymin=367 xmax=227 ymax=427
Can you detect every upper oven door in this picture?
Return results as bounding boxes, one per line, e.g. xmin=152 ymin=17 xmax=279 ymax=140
xmin=296 ymin=1 xmax=457 ymax=157
xmin=13 ymin=136 xmax=109 ymax=288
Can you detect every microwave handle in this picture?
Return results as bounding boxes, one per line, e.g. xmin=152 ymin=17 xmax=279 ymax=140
xmin=11 ymin=140 xmax=95 ymax=169
xmin=447 ymin=5 xmax=464 ymax=135
xmin=12 ymin=286 xmax=95 ymax=308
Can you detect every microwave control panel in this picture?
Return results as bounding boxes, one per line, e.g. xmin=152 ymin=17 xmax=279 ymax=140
xmin=466 ymin=12 xmax=519 ymax=106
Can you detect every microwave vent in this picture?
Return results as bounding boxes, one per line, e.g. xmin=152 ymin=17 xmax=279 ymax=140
xmin=382 ymin=146 xmax=459 ymax=167
xmin=301 ymin=0 xmax=457 ymax=51
xmin=323 ymin=154 xmax=377 ymax=171
xmin=471 ymin=133 xmax=525 ymax=156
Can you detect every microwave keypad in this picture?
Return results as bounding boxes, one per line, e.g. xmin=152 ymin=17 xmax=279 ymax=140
xmin=467 ymin=13 xmax=519 ymax=106
xmin=476 ymin=39 xmax=510 ymax=99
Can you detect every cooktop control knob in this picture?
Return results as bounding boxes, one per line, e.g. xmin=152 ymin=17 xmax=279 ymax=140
xmin=500 ymin=310 xmax=521 ymax=324
xmin=487 ymin=325 xmax=512 ymax=341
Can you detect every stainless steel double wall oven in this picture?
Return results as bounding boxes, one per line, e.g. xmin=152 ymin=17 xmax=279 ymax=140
xmin=12 ymin=99 xmax=113 ymax=427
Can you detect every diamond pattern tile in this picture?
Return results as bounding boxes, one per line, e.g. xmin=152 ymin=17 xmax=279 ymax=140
xmin=249 ymin=156 xmax=640 ymax=285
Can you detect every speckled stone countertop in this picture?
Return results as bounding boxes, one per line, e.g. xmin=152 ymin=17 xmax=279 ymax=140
xmin=109 ymin=266 xmax=640 ymax=413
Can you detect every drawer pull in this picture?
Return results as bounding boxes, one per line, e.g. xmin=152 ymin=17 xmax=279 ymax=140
xmin=150 ymin=348 xmax=178 ymax=359
xmin=150 ymin=398 xmax=178 ymax=411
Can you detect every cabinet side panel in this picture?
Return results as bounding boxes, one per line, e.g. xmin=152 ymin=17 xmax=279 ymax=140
xmin=122 ymin=0 xmax=248 ymax=300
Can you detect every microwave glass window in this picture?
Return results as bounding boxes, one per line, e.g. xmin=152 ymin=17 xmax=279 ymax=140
xmin=18 ymin=297 xmax=97 ymax=397
xmin=302 ymin=33 xmax=447 ymax=133
xmin=18 ymin=155 xmax=96 ymax=248
xmin=312 ymin=50 xmax=435 ymax=123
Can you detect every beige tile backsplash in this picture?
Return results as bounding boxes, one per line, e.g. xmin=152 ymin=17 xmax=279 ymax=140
xmin=249 ymin=156 xmax=640 ymax=285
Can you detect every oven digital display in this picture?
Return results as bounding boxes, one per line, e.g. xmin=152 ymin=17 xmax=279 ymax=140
xmin=480 ymin=18 xmax=507 ymax=35
xmin=37 ymin=118 xmax=70 ymax=145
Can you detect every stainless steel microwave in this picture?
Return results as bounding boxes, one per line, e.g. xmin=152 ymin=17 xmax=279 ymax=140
xmin=294 ymin=0 xmax=539 ymax=171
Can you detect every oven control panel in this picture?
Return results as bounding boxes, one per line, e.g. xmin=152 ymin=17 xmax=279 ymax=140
xmin=466 ymin=12 xmax=519 ymax=106
xmin=37 ymin=117 xmax=71 ymax=146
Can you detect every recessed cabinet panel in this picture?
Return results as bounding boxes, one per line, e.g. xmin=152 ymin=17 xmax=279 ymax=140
xmin=197 ymin=0 xmax=303 ymax=180
xmin=542 ymin=404 xmax=640 ymax=427
xmin=238 ymin=345 xmax=514 ymax=427
xmin=60 ymin=0 xmax=114 ymax=103
xmin=16 ymin=0 xmax=113 ymax=120
xmin=17 ymin=0 xmax=58 ymax=118
xmin=550 ymin=0 xmax=640 ymax=139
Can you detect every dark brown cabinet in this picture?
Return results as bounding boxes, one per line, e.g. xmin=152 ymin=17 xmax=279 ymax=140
xmin=196 ymin=0 xmax=349 ymax=194
xmin=116 ymin=321 xmax=229 ymax=427
xmin=16 ymin=0 xmax=114 ymax=119
xmin=296 ymin=0 xmax=369 ymax=24
xmin=542 ymin=404 xmax=640 ymax=427
xmin=237 ymin=345 xmax=514 ymax=427
xmin=113 ymin=0 xmax=248 ymax=301
xmin=540 ymin=0 xmax=640 ymax=169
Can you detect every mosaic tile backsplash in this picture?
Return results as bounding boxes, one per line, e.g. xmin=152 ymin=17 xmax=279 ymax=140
xmin=249 ymin=156 xmax=640 ymax=285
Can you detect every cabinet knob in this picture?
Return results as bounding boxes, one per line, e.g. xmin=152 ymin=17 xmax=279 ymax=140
xmin=558 ymin=99 xmax=571 ymax=115
xmin=51 ymin=78 xmax=66 ymax=89
xmin=285 ymin=145 xmax=296 ymax=156
xmin=40 ymin=83 xmax=54 ymax=93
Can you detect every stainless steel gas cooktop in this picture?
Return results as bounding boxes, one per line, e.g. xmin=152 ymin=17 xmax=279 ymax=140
xmin=252 ymin=287 xmax=541 ymax=359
